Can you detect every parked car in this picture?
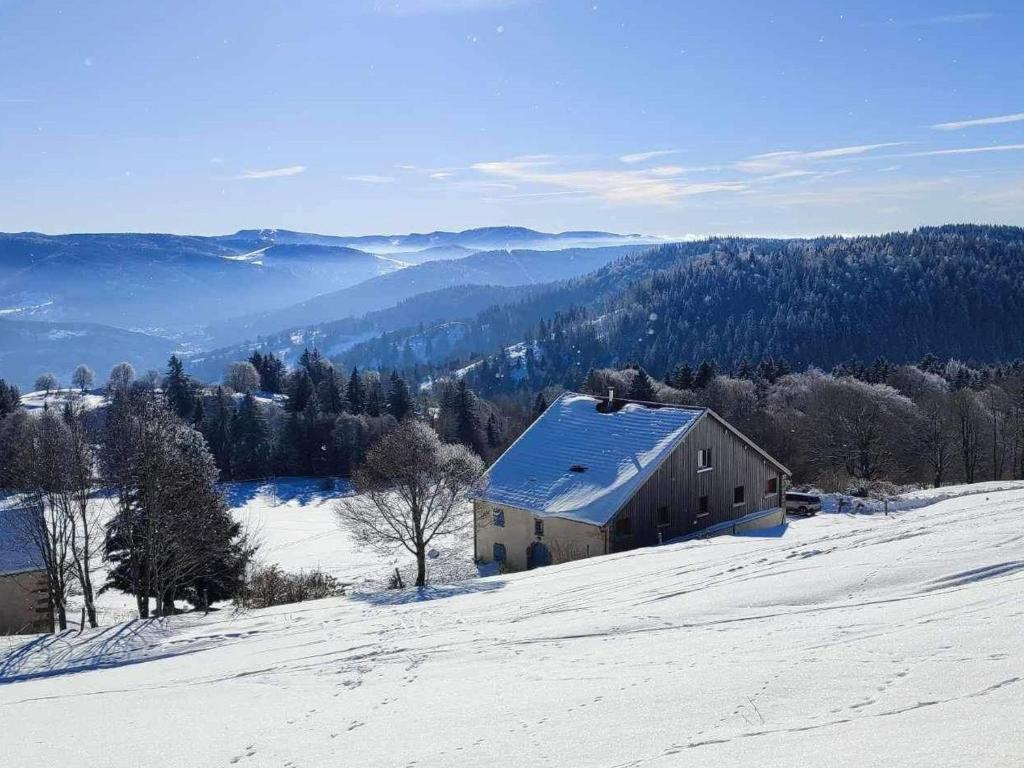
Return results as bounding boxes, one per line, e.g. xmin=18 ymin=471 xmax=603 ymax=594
xmin=785 ymin=492 xmax=822 ymax=516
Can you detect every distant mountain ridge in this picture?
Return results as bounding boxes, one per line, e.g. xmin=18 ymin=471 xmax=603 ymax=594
xmin=206 ymin=244 xmax=648 ymax=346
xmin=218 ymin=226 xmax=657 ymax=254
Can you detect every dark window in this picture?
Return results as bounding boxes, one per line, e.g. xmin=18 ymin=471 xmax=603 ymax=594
xmin=697 ymin=448 xmax=712 ymax=469
xmin=534 ymin=518 xmax=544 ymax=537
xmin=657 ymin=506 xmax=670 ymax=525
xmin=493 ymin=542 xmax=507 ymax=562
xmin=734 ymin=485 xmax=745 ymax=505
xmin=493 ymin=509 xmax=505 ymax=527
xmin=615 ymin=516 xmax=632 ymax=536
xmin=765 ymin=477 xmax=778 ymax=495
xmin=569 ymin=464 xmax=588 ymax=473
xmin=698 ymin=495 xmax=709 ymax=516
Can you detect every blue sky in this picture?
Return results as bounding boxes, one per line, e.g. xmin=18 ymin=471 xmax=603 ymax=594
xmin=1 ymin=0 xmax=1022 ymax=237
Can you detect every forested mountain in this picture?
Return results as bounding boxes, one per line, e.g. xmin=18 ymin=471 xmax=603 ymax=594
xmin=188 ymin=283 xmax=545 ymax=382
xmin=336 ymin=226 xmax=1024 ymax=388
xmin=210 ymin=244 xmax=648 ymax=345
xmin=0 ymin=232 xmax=398 ymax=330
xmin=0 ymin=317 xmax=174 ymax=388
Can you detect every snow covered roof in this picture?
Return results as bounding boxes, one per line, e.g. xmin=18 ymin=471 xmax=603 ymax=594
xmin=474 ymin=393 xmax=704 ymax=525
xmin=0 ymin=498 xmax=42 ymax=577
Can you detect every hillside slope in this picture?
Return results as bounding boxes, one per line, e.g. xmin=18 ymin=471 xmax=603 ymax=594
xmin=0 ymin=317 xmax=174 ymax=388
xmin=2 ymin=484 xmax=1022 ymax=767
xmin=0 ymin=233 xmax=397 ymax=331
xmin=210 ymin=243 xmax=647 ymax=346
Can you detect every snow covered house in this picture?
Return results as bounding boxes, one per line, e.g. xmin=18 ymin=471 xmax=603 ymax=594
xmin=473 ymin=393 xmax=790 ymax=571
xmin=0 ymin=502 xmax=52 ymax=635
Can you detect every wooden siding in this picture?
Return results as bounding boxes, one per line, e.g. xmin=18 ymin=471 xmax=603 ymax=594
xmin=609 ymin=413 xmax=785 ymax=553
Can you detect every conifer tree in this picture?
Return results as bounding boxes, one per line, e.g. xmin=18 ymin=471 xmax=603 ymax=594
xmin=230 ymin=394 xmax=271 ymax=479
xmin=164 ymin=355 xmax=196 ymax=420
xmin=0 ymin=379 xmax=20 ymax=419
xmin=695 ymin=360 xmax=717 ymax=389
xmin=532 ymin=391 xmax=548 ymax=418
xmin=387 ymin=371 xmax=413 ymax=420
xmin=347 ymin=367 xmax=366 ymax=414
xmin=627 ymin=367 xmax=657 ymax=401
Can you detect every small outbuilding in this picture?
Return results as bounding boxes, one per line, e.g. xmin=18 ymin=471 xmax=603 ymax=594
xmin=0 ymin=503 xmax=53 ymax=635
xmin=473 ymin=392 xmax=790 ymax=571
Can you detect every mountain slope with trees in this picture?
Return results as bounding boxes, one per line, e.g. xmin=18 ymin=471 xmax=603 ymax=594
xmin=342 ymin=226 xmax=1024 ymax=386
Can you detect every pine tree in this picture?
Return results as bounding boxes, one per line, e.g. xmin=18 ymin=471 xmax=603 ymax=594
xmin=164 ymin=355 xmax=196 ymax=420
xmin=628 ymin=367 xmax=657 ymax=401
xmin=365 ymin=375 xmax=384 ymax=417
xmin=451 ymin=379 xmax=484 ymax=455
xmin=200 ymin=387 xmax=233 ymax=478
xmin=288 ymin=370 xmax=314 ymax=413
xmin=0 ymin=379 xmax=20 ymax=419
xmin=347 ymin=367 xmax=366 ymax=414
xmin=318 ymin=370 xmax=346 ymax=415
xmin=230 ymin=394 xmax=271 ymax=479
xmin=669 ymin=362 xmax=694 ymax=390
xmin=695 ymin=360 xmax=716 ymax=389
xmin=486 ymin=413 xmax=501 ymax=449
xmin=532 ymin=391 xmax=548 ymax=418
xmin=388 ymin=371 xmax=412 ymax=420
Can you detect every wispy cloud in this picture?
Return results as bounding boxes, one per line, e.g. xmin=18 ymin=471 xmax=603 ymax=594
xmin=735 ymin=142 xmax=906 ymax=173
xmin=619 ymin=149 xmax=679 ymax=164
xmin=472 ymin=157 xmax=749 ymax=203
xmin=345 ymin=174 xmax=396 ymax=183
xmin=932 ymin=112 xmax=1024 ymax=131
xmin=236 ymin=165 xmax=306 ymax=179
xmin=900 ymin=144 xmax=1024 ymax=158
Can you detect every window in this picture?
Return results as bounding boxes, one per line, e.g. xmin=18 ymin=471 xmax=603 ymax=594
xmin=493 ymin=508 xmax=505 ymax=527
xmin=657 ymin=506 xmax=670 ymax=526
xmin=615 ymin=516 xmax=632 ymax=536
xmin=765 ymin=477 xmax=778 ymax=495
xmin=534 ymin=518 xmax=544 ymax=537
xmin=698 ymin=496 xmax=709 ymax=517
xmin=569 ymin=464 xmax=588 ymax=473
xmin=734 ymin=485 xmax=745 ymax=505
xmin=697 ymin=448 xmax=712 ymax=470
xmin=493 ymin=543 xmax=507 ymax=562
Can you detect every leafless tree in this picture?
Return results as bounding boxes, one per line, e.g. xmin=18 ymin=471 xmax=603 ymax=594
xmin=336 ymin=420 xmax=484 ymax=587
xmin=71 ymin=364 xmax=95 ymax=393
xmin=225 ymin=361 xmax=260 ymax=394
xmin=34 ymin=373 xmax=58 ymax=397
xmin=107 ymin=361 xmax=136 ymax=393
xmin=951 ymin=388 xmax=986 ymax=484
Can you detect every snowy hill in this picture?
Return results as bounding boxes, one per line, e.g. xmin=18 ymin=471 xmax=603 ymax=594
xmin=1 ymin=483 xmax=1023 ymax=767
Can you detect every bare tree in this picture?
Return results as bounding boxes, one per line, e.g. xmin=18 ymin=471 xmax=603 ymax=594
xmin=336 ymin=420 xmax=483 ymax=587
xmin=107 ymin=362 xmax=136 ymax=393
xmin=71 ymin=364 xmax=95 ymax=394
xmin=952 ymin=389 xmax=985 ymax=484
xmin=35 ymin=373 xmax=58 ymax=397
xmin=12 ymin=410 xmax=79 ymax=630
xmin=916 ymin=389 xmax=954 ymax=488
xmin=225 ymin=361 xmax=261 ymax=394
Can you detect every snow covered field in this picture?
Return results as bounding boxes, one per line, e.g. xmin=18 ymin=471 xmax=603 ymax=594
xmin=67 ymin=478 xmax=474 ymax=624
xmin=2 ymin=483 xmax=1023 ymax=767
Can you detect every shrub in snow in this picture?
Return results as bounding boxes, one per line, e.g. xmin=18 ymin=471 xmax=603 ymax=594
xmin=236 ymin=565 xmax=344 ymax=609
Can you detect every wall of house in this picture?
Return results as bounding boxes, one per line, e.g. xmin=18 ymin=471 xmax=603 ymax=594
xmin=0 ymin=569 xmax=52 ymax=635
xmin=609 ymin=414 xmax=786 ymax=553
xmin=474 ymin=501 xmax=606 ymax=572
